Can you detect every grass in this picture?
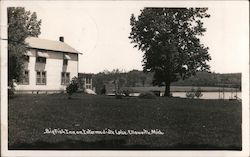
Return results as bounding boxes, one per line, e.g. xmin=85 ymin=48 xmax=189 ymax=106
xmin=8 ymin=93 xmax=241 ymax=150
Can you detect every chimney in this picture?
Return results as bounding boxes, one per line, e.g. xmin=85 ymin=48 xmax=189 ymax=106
xmin=59 ymin=36 xmax=64 ymax=42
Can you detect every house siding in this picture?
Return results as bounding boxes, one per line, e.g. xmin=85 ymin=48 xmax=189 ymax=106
xmin=15 ymin=49 xmax=78 ymax=92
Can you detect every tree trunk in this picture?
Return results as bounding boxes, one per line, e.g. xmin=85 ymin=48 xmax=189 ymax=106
xmin=164 ymin=82 xmax=171 ymax=97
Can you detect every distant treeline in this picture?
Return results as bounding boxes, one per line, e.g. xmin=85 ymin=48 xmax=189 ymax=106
xmin=92 ymin=69 xmax=241 ymax=94
xmin=172 ymin=72 xmax=241 ymax=88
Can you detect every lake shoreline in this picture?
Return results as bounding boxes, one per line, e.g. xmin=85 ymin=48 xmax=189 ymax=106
xmin=121 ymin=86 xmax=241 ymax=93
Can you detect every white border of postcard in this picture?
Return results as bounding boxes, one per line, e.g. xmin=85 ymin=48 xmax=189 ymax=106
xmin=1 ymin=1 xmax=249 ymax=157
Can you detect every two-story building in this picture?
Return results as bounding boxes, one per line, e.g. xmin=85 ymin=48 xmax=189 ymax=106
xmin=15 ymin=36 xmax=82 ymax=93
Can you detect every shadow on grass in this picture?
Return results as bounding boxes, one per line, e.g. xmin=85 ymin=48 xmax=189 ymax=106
xmin=9 ymin=139 xmax=242 ymax=150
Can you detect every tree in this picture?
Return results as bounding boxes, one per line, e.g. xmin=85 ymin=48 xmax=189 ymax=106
xmin=126 ymin=70 xmax=139 ymax=87
xmin=92 ymin=69 xmax=126 ymax=95
xmin=138 ymin=72 xmax=147 ymax=87
xmin=66 ymin=77 xmax=79 ymax=99
xmin=129 ymin=8 xmax=211 ymax=96
xmin=109 ymin=69 xmax=126 ymax=95
xmin=8 ymin=7 xmax=41 ymax=86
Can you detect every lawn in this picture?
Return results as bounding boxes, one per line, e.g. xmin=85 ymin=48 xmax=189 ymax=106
xmin=8 ymin=93 xmax=241 ymax=150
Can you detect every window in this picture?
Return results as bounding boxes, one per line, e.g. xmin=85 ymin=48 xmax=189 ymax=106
xmin=61 ymin=72 xmax=70 ymax=85
xmin=36 ymin=71 xmax=46 ymax=85
xmin=36 ymin=57 xmax=46 ymax=63
xmin=63 ymin=54 xmax=70 ymax=65
xmin=63 ymin=59 xmax=68 ymax=65
xmin=86 ymin=85 xmax=91 ymax=89
xmin=85 ymin=77 xmax=92 ymax=89
xmin=86 ymin=78 xmax=91 ymax=84
xmin=20 ymin=70 xmax=29 ymax=85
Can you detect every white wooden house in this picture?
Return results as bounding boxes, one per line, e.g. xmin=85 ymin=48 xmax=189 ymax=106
xmin=15 ymin=36 xmax=82 ymax=93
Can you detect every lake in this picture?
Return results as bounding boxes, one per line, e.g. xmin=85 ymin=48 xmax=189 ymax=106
xmin=129 ymin=92 xmax=241 ymax=100
xmin=172 ymin=92 xmax=241 ymax=100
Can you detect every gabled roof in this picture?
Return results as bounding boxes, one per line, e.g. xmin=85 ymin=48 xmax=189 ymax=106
xmin=25 ymin=37 xmax=82 ymax=54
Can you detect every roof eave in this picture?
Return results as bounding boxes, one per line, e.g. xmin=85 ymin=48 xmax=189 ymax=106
xmin=27 ymin=46 xmax=83 ymax=55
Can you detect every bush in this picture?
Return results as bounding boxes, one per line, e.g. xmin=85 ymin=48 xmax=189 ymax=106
xmin=186 ymin=87 xmax=203 ymax=99
xmin=151 ymin=90 xmax=161 ymax=96
xmin=66 ymin=77 xmax=79 ymax=99
xmin=114 ymin=89 xmax=124 ymax=99
xmin=186 ymin=88 xmax=195 ymax=99
xmin=100 ymin=85 xmax=106 ymax=95
xmin=195 ymin=87 xmax=203 ymax=98
xmin=115 ymin=94 xmax=123 ymax=99
xmin=122 ymin=89 xmax=134 ymax=97
xmin=8 ymin=86 xmax=15 ymax=99
xmin=8 ymin=80 xmax=15 ymax=99
xmin=138 ymin=92 xmax=156 ymax=99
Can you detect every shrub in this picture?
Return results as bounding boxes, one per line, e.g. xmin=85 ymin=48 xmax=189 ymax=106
xmin=66 ymin=77 xmax=79 ymax=99
xmin=122 ymin=89 xmax=134 ymax=97
xmin=115 ymin=94 xmax=123 ymax=99
xmin=186 ymin=92 xmax=195 ymax=99
xmin=8 ymin=80 xmax=15 ymax=99
xmin=186 ymin=87 xmax=203 ymax=99
xmin=138 ymin=92 xmax=156 ymax=99
xmin=100 ymin=85 xmax=106 ymax=95
xmin=195 ymin=87 xmax=203 ymax=98
xmin=8 ymin=86 xmax=15 ymax=99
xmin=151 ymin=90 xmax=161 ymax=96
xmin=123 ymin=90 xmax=130 ymax=97
xmin=114 ymin=89 xmax=124 ymax=99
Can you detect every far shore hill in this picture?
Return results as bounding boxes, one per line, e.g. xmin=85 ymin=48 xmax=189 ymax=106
xmin=92 ymin=71 xmax=241 ymax=93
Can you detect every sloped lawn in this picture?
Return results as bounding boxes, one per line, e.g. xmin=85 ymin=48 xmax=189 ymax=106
xmin=8 ymin=93 xmax=241 ymax=150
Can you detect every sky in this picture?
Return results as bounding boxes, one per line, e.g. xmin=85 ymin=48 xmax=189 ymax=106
xmin=3 ymin=1 xmax=249 ymax=74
